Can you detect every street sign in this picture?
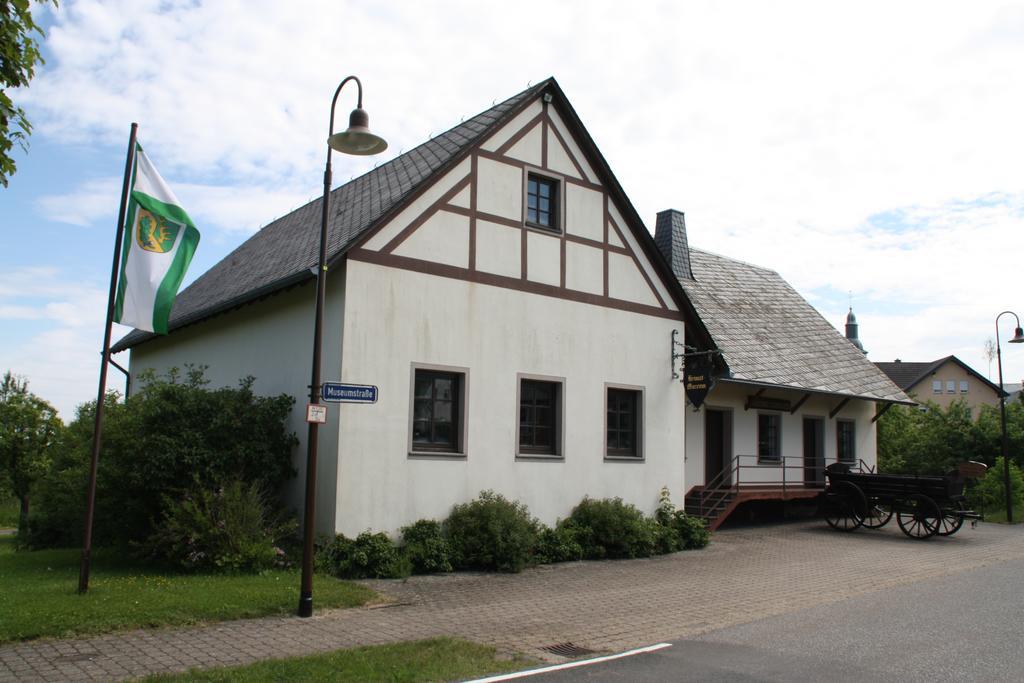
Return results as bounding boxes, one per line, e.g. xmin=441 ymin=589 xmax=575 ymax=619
xmin=321 ymin=382 xmax=378 ymax=404
xmin=306 ymin=403 xmax=327 ymax=424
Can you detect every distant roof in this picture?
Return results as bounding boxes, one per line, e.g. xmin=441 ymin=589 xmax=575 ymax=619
xmin=678 ymin=249 xmax=912 ymax=403
xmin=875 ymin=356 xmax=1006 ymax=397
xmin=113 ymin=78 xmax=717 ymax=356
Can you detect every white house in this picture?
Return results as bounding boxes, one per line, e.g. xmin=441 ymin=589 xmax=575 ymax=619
xmin=113 ymin=78 xmax=909 ymax=535
xmin=648 ymin=211 xmax=911 ymax=528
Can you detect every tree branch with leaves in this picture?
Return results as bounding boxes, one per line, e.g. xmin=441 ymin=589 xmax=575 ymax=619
xmin=1 ymin=0 xmax=58 ymax=187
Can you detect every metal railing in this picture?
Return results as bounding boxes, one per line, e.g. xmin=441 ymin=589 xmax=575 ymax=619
xmin=694 ymin=455 xmax=872 ymax=518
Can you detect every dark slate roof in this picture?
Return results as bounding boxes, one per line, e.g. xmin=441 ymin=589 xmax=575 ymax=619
xmin=112 ymin=81 xmax=548 ymax=352
xmin=679 ymin=249 xmax=912 ymax=403
xmin=875 ymin=356 xmax=1006 ymax=397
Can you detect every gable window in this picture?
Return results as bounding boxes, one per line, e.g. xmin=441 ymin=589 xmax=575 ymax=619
xmin=411 ymin=368 xmax=465 ymax=454
xmin=946 ymin=380 xmax=956 ymax=394
xmin=837 ymin=420 xmax=856 ymax=464
xmin=526 ymin=173 xmax=559 ymax=231
xmin=758 ymin=413 xmax=782 ymax=463
xmin=932 ymin=380 xmax=942 ymax=394
xmin=960 ymin=380 xmax=969 ymax=393
xmin=518 ymin=377 xmax=563 ymax=457
xmin=606 ymin=386 xmax=642 ymax=459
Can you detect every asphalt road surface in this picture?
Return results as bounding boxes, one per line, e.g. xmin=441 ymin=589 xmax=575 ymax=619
xmin=525 ymin=554 xmax=1023 ymax=682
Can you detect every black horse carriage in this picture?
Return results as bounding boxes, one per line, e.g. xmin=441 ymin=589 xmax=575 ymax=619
xmin=822 ymin=461 xmax=987 ymax=539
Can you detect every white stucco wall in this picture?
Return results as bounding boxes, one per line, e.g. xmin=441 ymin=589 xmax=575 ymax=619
xmin=683 ymin=382 xmax=878 ymax=492
xmin=126 ymin=274 xmax=346 ymax=532
xmin=335 ymin=259 xmax=686 ymax=535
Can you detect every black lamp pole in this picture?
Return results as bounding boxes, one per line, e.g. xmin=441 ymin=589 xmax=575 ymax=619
xmin=995 ymin=311 xmax=1024 ymax=524
xmin=298 ymin=77 xmax=387 ymax=618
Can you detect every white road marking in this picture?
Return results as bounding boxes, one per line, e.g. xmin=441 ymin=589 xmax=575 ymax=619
xmin=466 ymin=642 xmax=673 ymax=682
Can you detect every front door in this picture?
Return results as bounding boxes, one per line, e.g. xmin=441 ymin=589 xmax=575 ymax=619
xmin=705 ymin=409 xmax=732 ymax=487
xmin=803 ymin=417 xmax=825 ymax=485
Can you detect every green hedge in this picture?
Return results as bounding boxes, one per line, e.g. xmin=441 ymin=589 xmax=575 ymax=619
xmin=315 ymin=488 xmax=708 ymax=578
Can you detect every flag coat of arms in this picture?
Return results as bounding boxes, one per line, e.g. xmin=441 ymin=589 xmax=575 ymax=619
xmin=113 ymin=143 xmax=200 ymax=334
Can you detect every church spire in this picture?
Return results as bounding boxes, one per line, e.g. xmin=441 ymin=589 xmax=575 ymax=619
xmin=845 ymin=307 xmax=867 ymax=354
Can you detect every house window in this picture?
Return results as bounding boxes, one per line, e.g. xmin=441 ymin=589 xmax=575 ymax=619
xmin=526 ymin=173 xmax=559 ymax=231
xmin=960 ymin=380 xmax=969 ymax=394
xmin=837 ymin=420 xmax=856 ymax=464
xmin=946 ymin=380 xmax=956 ymax=394
xmin=518 ymin=378 xmax=562 ymax=457
xmin=758 ymin=413 xmax=782 ymax=463
xmin=606 ymin=387 xmax=642 ymax=458
xmin=932 ymin=380 xmax=942 ymax=394
xmin=411 ymin=368 xmax=464 ymax=454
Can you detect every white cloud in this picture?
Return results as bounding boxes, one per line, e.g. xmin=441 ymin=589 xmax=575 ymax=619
xmin=13 ymin=0 xmax=1024 ymax=408
xmin=36 ymin=176 xmax=121 ymax=226
xmin=0 ymin=266 xmax=129 ymax=417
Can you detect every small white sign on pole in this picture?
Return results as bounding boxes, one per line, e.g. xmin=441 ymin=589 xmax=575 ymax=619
xmin=306 ymin=403 xmax=327 ymax=424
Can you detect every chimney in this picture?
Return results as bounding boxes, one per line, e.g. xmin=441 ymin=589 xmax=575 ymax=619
xmin=654 ymin=209 xmax=693 ymax=280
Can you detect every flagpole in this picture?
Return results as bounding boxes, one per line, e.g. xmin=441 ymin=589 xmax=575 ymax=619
xmin=78 ymin=122 xmax=138 ymax=594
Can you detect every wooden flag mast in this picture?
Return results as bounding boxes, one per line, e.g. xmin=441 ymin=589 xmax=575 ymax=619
xmin=78 ymin=122 xmax=138 ymax=594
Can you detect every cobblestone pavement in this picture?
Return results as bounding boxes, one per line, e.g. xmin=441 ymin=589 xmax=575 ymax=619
xmin=2 ymin=521 xmax=1022 ymax=681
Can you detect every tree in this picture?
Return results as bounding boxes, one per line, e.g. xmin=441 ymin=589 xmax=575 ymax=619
xmin=1 ymin=0 xmax=58 ymax=187
xmin=0 ymin=371 xmax=61 ymax=533
xmin=983 ymin=338 xmax=996 ymax=380
xmin=25 ymin=367 xmax=298 ymax=549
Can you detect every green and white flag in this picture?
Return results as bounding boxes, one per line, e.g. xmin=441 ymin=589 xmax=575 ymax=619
xmin=113 ymin=143 xmax=200 ymax=334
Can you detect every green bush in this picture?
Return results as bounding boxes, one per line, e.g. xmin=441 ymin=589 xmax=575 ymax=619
xmin=400 ymin=519 xmax=452 ymax=574
xmin=654 ymin=487 xmax=710 ymax=551
xmin=444 ymin=491 xmax=539 ymax=573
xmin=967 ymin=457 xmax=1024 ymax=517
xmin=533 ymin=523 xmax=584 ymax=564
xmin=317 ymin=531 xmax=410 ymax=579
xmin=567 ymin=497 xmax=656 ymax=559
xmin=139 ymin=480 xmax=297 ymax=573
xmin=25 ymin=368 xmax=297 ymax=550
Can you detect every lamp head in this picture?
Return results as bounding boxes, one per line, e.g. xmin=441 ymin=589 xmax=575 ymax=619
xmin=327 ymin=107 xmax=388 ymax=156
xmin=1010 ymin=326 xmax=1024 ymax=344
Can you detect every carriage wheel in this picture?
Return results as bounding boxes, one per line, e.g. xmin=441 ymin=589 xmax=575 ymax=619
xmin=861 ymin=501 xmax=893 ymax=529
xmin=824 ymin=481 xmax=866 ymax=532
xmin=896 ymin=494 xmax=941 ymax=539
xmin=937 ymin=500 xmax=966 ymax=536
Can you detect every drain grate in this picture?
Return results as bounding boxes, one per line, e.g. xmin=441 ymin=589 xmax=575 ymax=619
xmin=539 ymin=642 xmax=598 ymax=658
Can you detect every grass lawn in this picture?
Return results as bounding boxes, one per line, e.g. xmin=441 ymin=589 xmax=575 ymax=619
xmin=143 ymin=637 xmax=535 ymax=683
xmin=0 ymin=535 xmax=377 ymax=643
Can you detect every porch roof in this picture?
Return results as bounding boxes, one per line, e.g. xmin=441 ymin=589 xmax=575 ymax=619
xmin=679 ymin=248 xmax=913 ymax=405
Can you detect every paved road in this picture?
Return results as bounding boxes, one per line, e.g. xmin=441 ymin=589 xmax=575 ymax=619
xmin=2 ymin=520 xmax=1021 ymax=681
xmin=526 ymin=553 xmax=1024 ymax=682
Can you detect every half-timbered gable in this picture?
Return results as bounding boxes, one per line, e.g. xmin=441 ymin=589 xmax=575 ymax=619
xmin=349 ymin=91 xmax=681 ymax=324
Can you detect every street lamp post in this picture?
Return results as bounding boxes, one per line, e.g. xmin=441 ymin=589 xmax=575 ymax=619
xmin=299 ymin=77 xmax=387 ymax=618
xmin=995 ymin=311 xmax=1024 ymax=524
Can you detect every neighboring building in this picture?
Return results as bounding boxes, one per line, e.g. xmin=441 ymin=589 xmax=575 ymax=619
xmin=112 ymin=78 xmax=910 ymax=536
xmin=875 ymin=356 xmax=1005 ymax=412
xmin=651 ymin=223 xmax=910 ymax=527
xmin=1005 ymin=382 xmax=1023 ymax=404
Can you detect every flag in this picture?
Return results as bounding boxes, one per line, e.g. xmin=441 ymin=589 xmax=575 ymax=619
xmin=113 ymin=143 xmax=200 ymax=334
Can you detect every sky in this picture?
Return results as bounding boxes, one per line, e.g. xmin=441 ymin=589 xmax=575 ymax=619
xmin=2 ymin=0 xmax=1024 ymax=418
